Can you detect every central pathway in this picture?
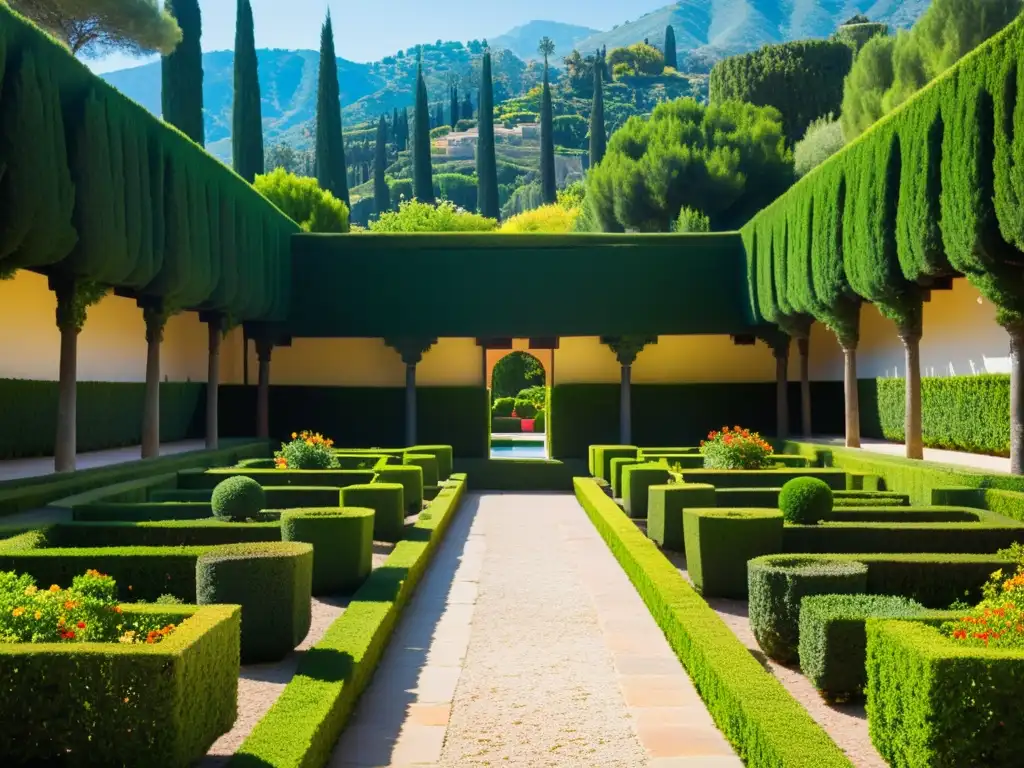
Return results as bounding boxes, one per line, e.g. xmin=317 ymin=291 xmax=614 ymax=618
xmin=330 ymin=493 xmax=739 ymax=768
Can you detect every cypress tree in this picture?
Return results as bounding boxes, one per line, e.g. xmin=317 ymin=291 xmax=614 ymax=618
xmin=476 ymin=50 xmax=498 ymax=219
xmin=450 ymin=85 xmax=459 ymax=127
xmin=435 ymin=102 xmax=444 ymax=128
xmin=412 ymin=53 xmax=434 ymax=203
xmin=161 ymin=0 xmax=204 ymax=144
xmin=665 ymin=25 xmax=678 ymax=70
xmin=462 ymin=91 xmax=473 ymax=120
xmin=232 ymin=0 xmax=263 ymax=182
xmin=314 ymin=12 xmax=349 ymax=207
xmin=589 ymin=60 xmax=606 ymax=168
xmin=539 ymin=51 xmax=556 ymax=204
xmin=392 ymin=106 xmax=399 ymax=141
xmin=374 ymin=114 xmax=389 ymax=213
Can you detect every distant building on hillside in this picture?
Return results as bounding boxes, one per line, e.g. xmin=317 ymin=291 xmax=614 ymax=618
xmin=438 ymin=123 xmax=541 ymax=159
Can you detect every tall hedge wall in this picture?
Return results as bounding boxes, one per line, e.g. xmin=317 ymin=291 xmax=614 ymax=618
xmin=0 ymin=4 xmax=296 ymax=321
xmin=219 ymin=385 xmax=488 ymax=458
xmin=0 ymin=379 xmax=204 ymax=459
xmin=709 ymin=40 xmax=854 ymax=144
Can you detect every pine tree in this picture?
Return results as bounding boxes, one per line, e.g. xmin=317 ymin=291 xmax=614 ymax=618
xmin=314 ymin=12 xmax=349 ymax=207
xmin=161 ymin=0 xmax=204 ymax=144
xmin=462 ymin=91 xmax=473 ymax=120
xmin=476 ymin=50 xmax=499 ymax=219
xmin=450 ymin=85 xmax=460 ymax=128
xmin=538 ymin=37 xmax=556 ymax=205
xmin=374 ymin=115 xmax=389 ymax=214
xmin=664 ymin=25 xmax=678 ymax=70
xmin=413 ymin=53 xmax=435 ymax=203
xmin=232 ymin=0 xmax=263 ymax=182
xmin=589 ymin=59 xmax=606 ymax=168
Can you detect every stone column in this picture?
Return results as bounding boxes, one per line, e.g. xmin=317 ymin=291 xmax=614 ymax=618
xmin=900 ymin=317 xmax=924 ymax=461
xmin=602 ymin=335 xmax=657 ymax=445
xmin=798 ymin=336 xmax=812 ymax=437
xmin=256 ymin=338 xmax=273 ymax=439
xmin=385 ymin=337 xmax=438 ymax=447
xmin=771 ymin=336 xmax=790 ymax=442
xmin=141 ymin=303 xmax=167 ymax=459
xmin=202 ymin=313 xmax=223 ymax=450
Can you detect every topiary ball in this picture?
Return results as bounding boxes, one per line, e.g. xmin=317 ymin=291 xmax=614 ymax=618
xmin=779 ymin=477 xmax=833 ymax=525
xmin=211 ymin=476 xmax=266 ymax=522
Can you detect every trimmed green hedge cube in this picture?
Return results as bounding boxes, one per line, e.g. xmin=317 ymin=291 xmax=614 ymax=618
xmin=610 ymin=457 xmax=642 ymax=498
xmin=262 ymin=486 xmax=343 ymax=509
xmin=0 ymin=604 xmax=240 ymax=766
xmin=375 ymin=465 xmax=424 ymax=514
xmin=592 ymin=445 xmax=639 ymax=483
xmin=647 ymin=483 xmax=716 ymax=551
xmin=684 ymin=508 xmax=784 ymax=598
xmin=799 ymin=594 xmax=924 ymax=701
xmin=341 ymin=483 xmax=406 ymax=542
xmin=748 ymin=556 xmax=868 ymax=664
xmin=408 ymin=445 xmax=453 ymax=480
xmin=867 ymin=619 xmax=1024 ymax=767
xmin=281 ymin=507 xmax=374 ymax=594
xmin=148 ymin=489 xmax=213 ymax=503
xmin=196 ymin=542 xmax=313 ymax=663
xmin=622 ymin=463 xmax=671 ymax=519
xmin=676 ymin=469 xmax=848 ymax=489
xmin=73 ymin=501 xmax=213 ymax=521
xmin=403 ymin=453 xmax=439 ymax=487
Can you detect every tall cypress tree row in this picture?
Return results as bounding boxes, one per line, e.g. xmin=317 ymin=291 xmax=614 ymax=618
xmin=589 ymin=59 xmax=606 ymax=168
xmin=399 ymin=108 xmax=409 ymax=151
xmin=476 ymin=50 xmax=498 ymax=219
xmin=392 ymin=106 xmax=399 ymax=142
xmin=462 ymin=91 xmax=473 ymax=120
xmin=664 ymin=25 xmax=678 ymax=69
xmin=232 ymin=0 xmax=263 ymax=182
xmin=539 ymin=46 xmax=556 ymax=204
xmin=412 ymin=53 xmax=434 ymax=203
xmin=435 ymin=102 xmax=444 ymax=128
xmin=161 ymin=0 xmax=204 ymax=145
xmin=450 ymin=85 xmax=459 ymax=127
xmin=374 ymin=114 xmax=389 ymax=214
xmin=314 ymin=12 xmax=349 ymax=207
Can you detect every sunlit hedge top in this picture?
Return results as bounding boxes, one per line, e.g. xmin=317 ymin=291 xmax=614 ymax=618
xmin=0 ymin=3 xmax=297 ymax=322
xmin=743 ymin=13 xmax=1024 ymax=338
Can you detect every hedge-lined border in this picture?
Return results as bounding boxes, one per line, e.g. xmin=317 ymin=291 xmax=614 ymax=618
xmin=231 ymin=474 xmax=468 ymax=767
xmin=573 ymin=477 xmax=851 ymax=767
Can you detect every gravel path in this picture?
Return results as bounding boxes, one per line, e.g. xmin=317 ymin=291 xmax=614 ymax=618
xmin=201 ymin=541 xmax=396 ymax=766
xmin=437 ymin=494 xmax=650 ymax=768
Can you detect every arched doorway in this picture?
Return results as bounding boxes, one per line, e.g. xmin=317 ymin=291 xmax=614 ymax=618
xmin=487 ymin=343 xmax=551 ymax=459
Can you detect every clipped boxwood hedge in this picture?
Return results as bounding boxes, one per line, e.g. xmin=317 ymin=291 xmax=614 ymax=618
xmin=73 ymin=501 xmax=214 ymax=522
xmin=340 ymin=484 xmax=406 ymax=543
xmin=0 ymin=603 xmax=240 ymax=766
xmin=866 ymin=619 xmax=1024 ymax=766
xmin=684 ymin=508 xmax=784 ymax=598
xmin=622 ymin=463 xmax=671 ymax=520
xmin=610 ymin=456 xmax=642 ymax=498
xmin=491 ymin=416 xmax=522 ymax=433
xmin=196 ymin=542 xmax=314 ymax=663
xmin=407 ymin=445 xmax=453 ymax=480
xmin=748 ymin=556 xmax=868 ymax=665
xmin=647 ymin=483 xmax=716 ymax=551
xmin=573 ymin=478 xmax=852 ymax=767
xmin=281 ymin=508 xmax=374 ymax=595
xmin=48 ymin=520 xmax=281 ymax=548
xmin=375 ymin=464 xmax=424 ymax=514
xmin=178 ymin=468 xmax=375 ymax=491
xmin=799 ymin=594 xmax=924 ymax=701
xmin=676 ymin=468 xmax=848 ymax=490
xmin=403 ymin=454 xmax=439 ymax=488
xmin=592 ymin=445 xmax=639 ymax=483
xmin=148 ymin=489 xmax=214 ymax=503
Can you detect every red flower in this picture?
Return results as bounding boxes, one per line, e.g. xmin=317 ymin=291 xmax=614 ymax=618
xmin=76 ymin=621 xmax=86 ymax=629
xmin=953 ymin=629 xmax=967 ymax=640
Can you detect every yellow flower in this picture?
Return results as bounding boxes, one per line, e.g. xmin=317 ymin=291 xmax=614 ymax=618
xmin=24 ymin=585 xmax=37 ymax=596
xmin=12 ymin=607 xmax=25 ymax=617
xmin=48 ymin=585 xmax=60 ymax=593
xmin=33 ymin=611 xmax=41 ymax=620
xmin=291 ymin=432 xmax=297 ymax=439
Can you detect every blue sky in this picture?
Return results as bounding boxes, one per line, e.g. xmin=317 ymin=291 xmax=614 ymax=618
xmin=90 ymin=0 xmax=666 ymax=73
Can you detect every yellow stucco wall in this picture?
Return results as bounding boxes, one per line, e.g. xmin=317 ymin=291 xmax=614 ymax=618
xmin=0 ymin=270 xmax=207 ymax=382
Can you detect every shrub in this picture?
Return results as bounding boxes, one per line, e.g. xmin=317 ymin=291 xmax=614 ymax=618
xmin=516 ymin=385 xmax=547 ymax=406
xmin=748 ymin=556 xmax=868 ymax=664
xmin=647 ymin=483 xmax=716 ymax=551
xmin=491 ymin=416 xmax=522 ymax=433
xmin=375 ymin=465 xmax=424 ymax=514
xmin=280 ymin=508 xmax=374 ymax=594
xmin=491 ymin=397 xmax=516 ymax=417
xmin=403 ymin=454 xmax=439 ymax=487
xmin=499 ymin=204 xmax=579 ymax=232
xmin=701 ymin=426 xmax=773 ymax=469
xmin=340 ymin=484 xmax=406 ymax=543
xmin=684 ymin=509 xmax=784 ymax=598
xmin=622 ymin=463 xmax=671 ymax=519
xmin=406 ymin=445 xmax=453 ymax=480
xmin=368 ymin=199 xmax=497 ymax=232
xmin=211 ymin=476 xmax=266 ymax=522
xmin=799 ymin=594 xmax=924 ymax=700
xmin=592 ymin=445 xmax=640 ymax=483
xmin=610 ymin=457 xmax=642 ymax=498
xmin=533 ymin=410 xmax=546 ymax=432
xmin=794 ymin=114 xmax=845 ymax=177
xmin=196 ymin=542 xmax=314 ymax=663
xmin=779 ymin=477 xmax=834 ymax=524
xmin=676 ymin=206 xmax=710 ymax=232
xmin=941 ymin=561 xmax=1024 ymax=649
xmin=274 ymin=431 xmax=338 ymax=470
xmin=253 ymin=168 xmax=349 ymax=233
xmin=513 ymin=398 xmax=537 ymax=419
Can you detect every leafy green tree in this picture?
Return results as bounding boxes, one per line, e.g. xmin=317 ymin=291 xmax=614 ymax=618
xmin=476 ymin=50 xmax=499 ymax=219
xmin=315 ymin=11 xmax=349 ymax=206
xmin=161 ymin=0 xmax=203 ymax=144
xmin=839 ymin=33 xmax=895 ymax=140
xmin=586 ymin=98 xmax=792 ymax=232
xmin=539 ymin=36 xmax=556 ymax=205
xmin=589 ymin=60 xmax=606 ymax=167
xmin=374 ymin=115 xmax=389 ymax=214
xmin=10 ymin=0 xmax=181 ymax=57
xmin=369 ymin=199 xmax=495 ymax=232
xmin=492 ymin=351 xmax=544 ymax=399
xmin=709 ymin=40 xmax=853 ymax=145
xmin=232 ymin=0 xmax=263 ymax=182
xmin=664 ymin=25 xmax=677 ymax=69
xmin=676 ymin=207 xmax=710 ymax=232
xmin=607 ymin=43 xmax=664 ymax=76
xmin=412 ymin=53 xmax=435 ymax=203
xmin=253 ymin=168 xmax=349 ymax=233
xmin=794 ymin=114 xmax=845 ymax=177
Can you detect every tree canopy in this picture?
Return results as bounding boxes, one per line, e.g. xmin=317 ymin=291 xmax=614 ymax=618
xmin=10 ymin=0 xmax=181 ymax=57
xmin=607 ymin=42 xmax=664 ymax=76
xmin=368 ymin=199 xmax=496 ymax=232
xmin=253 ymin=168 xmax=349 ymax=233
xmin=586 ymin=98 xmax=792 ymax=232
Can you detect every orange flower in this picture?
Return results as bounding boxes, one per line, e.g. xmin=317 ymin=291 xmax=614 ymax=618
xmin=64 ymin=600 xmax=77 ymax=610
xmin=48 ymin=585 xmax=60 ymax=593
xmin=11 ymin=607 xmax=25 ymax=617
xmin=953 ymin=629 xmax=967 ymax=640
